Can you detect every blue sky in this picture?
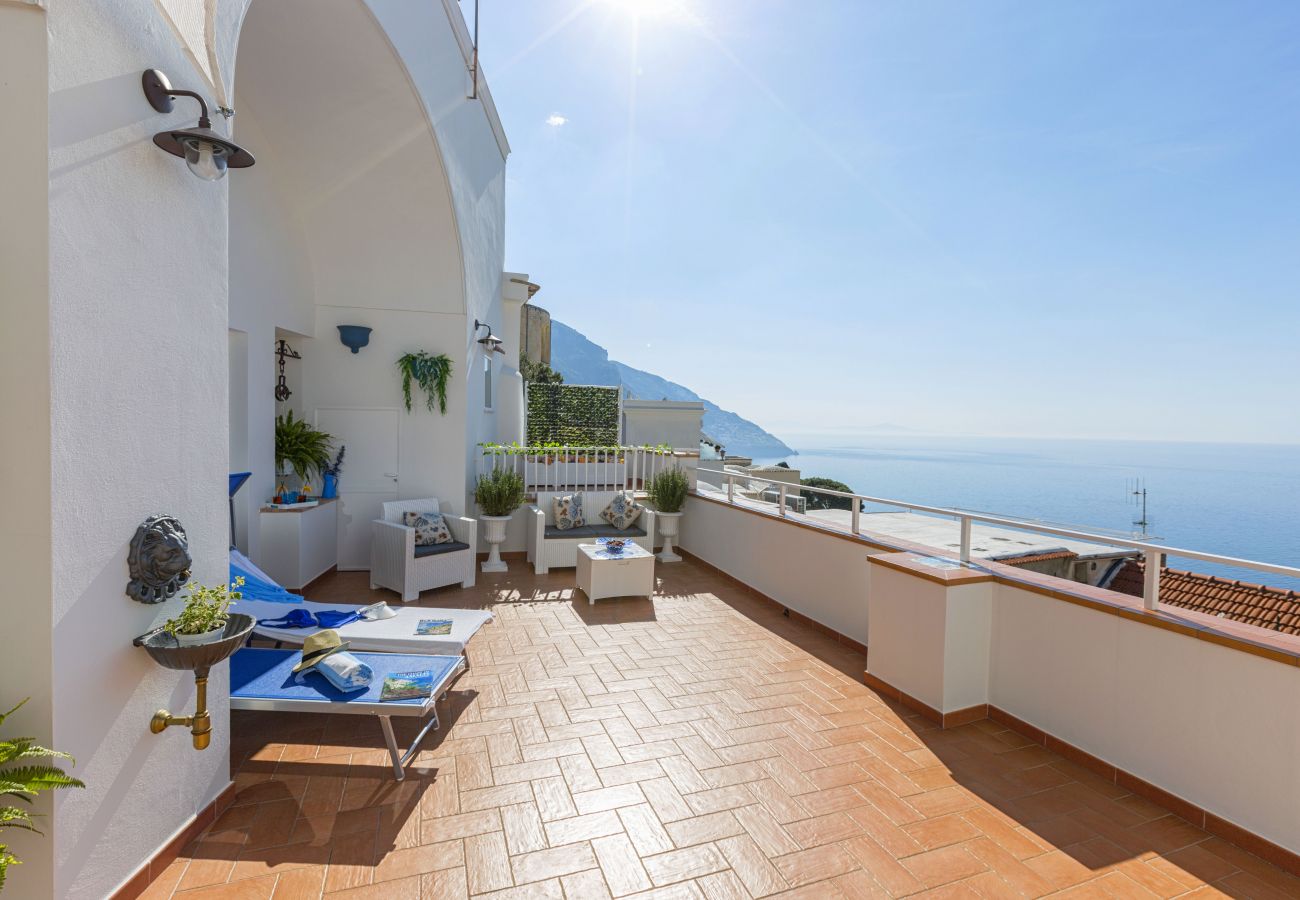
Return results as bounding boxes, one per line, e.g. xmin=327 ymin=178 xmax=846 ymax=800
xmin=480 ymin=0 xmax=1300 ymax=444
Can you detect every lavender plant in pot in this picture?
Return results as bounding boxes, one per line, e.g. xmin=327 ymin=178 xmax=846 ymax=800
xmin=322 ymin=445 xmax=346 ymax=499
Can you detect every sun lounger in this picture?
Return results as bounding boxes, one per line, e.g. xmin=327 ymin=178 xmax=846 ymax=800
xmin=240 ymin=598 xmax=492 ymax=656
xmin=231 ymin=549 xmax=492 ymax=656
xmin=229 ymin=647 xmax=464 ymax=780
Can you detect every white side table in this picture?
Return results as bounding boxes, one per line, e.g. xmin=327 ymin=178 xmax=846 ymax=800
xmin=576 ymin=541 xmax=655 ymax=604
xmin=258 ymin=498 xmax=338 ymax=590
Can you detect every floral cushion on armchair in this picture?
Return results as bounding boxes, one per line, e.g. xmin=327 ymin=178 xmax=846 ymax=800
xmin=552 ymin=493 xmax=586 ymax=530
xmin=404 ymin=511 xmax=453 ymax=546
xmin=599 ymin=491 xmax=643 ymax=531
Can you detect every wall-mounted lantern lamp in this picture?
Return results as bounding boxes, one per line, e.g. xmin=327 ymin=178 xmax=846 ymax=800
xmin=337 ymin=325 xmax=373 ymax=354
xmin=474 ymin=319 xmax=505 ymax=353
xmin=142 ymin=69 xmax=255 ymax=181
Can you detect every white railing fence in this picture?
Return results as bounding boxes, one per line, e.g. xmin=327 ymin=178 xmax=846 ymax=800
xmin=480 ymin=445 xmax=679 ymax=494
xmin=695 ymin=464 xmax=1300 ymax=611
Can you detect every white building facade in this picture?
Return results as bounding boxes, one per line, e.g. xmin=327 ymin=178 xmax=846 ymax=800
xmin=0 ymin=1 xmax=511 ymax=896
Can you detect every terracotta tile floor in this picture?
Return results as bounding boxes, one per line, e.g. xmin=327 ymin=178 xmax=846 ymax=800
xmin=148 ymin=558 xmax=1300 ymax=899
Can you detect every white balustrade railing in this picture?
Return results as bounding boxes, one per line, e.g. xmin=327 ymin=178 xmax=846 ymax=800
xmin=695 ymin=464 xmax=1300 ymax=612
xmin=479 ymin=445 xmax=679 ymax=494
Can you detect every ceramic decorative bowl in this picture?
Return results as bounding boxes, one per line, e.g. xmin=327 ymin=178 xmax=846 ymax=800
xmin=604 ymin=539 xmax=626 ymax=554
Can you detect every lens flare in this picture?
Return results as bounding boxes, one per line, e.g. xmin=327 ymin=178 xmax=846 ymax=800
xmin=597 ymin=0 xmax=689 ymax=21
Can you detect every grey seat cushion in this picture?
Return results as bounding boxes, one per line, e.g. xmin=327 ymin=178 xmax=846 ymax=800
xmin=588 ymin=524 xmax=647 ymax=538
xmin=413 ymin=540 xmax=471 ymax=559
xmin=545 ymin=525 xmax=645 ymax=540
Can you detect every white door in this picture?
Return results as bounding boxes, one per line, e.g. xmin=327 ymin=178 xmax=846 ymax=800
xmin=314 ymin=407 xmax=400 ymax=570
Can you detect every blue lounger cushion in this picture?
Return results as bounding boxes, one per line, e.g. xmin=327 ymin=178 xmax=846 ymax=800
xmin=231 ymin=547 xmax=302 ymax=604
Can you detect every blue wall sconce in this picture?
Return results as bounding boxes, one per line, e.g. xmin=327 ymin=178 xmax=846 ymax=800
xmin=337 ymin=325 xmax=372 ymax=354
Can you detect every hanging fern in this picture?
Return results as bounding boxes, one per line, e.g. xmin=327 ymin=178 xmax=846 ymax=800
xmin=1 ymin=698 xmax=85 ymax=891
xmin=396 ymin=352 xmax=453 ymax=414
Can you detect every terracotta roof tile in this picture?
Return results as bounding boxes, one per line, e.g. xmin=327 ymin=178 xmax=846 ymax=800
xmin=1109 ymin=560 xmax=1300 ymax=635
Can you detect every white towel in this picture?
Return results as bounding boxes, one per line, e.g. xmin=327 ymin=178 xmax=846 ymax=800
xmin=299 ymin=651 xmax=372 ymax=692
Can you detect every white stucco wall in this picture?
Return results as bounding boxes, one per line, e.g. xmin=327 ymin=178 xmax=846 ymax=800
xmin=228 ymin=102 xmax=315 ymax=561
xmin=0 ymin=5 xmax=55 ymax=897
xmin=42 ymin=1 xmax=234 ymax=896
xmin=678 ymin=495 xmax=885 ymax=645
xmin=989 ymin=583 xmax=1300 ymax=855
xmin=623 ymin=400 xmax=706 ymax=450
xmin=369 ymin=0 xmax=511 ymax=510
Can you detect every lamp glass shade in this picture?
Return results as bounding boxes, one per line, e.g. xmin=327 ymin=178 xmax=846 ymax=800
xmin=182 ymin=137 xmax=229 ymax=181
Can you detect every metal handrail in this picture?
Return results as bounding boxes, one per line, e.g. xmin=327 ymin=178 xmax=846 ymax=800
xmin=695 ymin=464 xmax=1300 ymax=609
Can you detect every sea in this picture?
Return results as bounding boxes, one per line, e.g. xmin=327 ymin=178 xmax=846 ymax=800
xmin=753 ymin=436 xmax=1300 ymax=591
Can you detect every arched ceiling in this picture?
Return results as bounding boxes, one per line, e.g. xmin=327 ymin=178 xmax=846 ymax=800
xmin=232 ymin=0 xmax=465 ymax=314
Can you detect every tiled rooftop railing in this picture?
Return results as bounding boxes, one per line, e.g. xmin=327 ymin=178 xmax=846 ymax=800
xmin=695 ymin=463 xmax=1300 ymax=617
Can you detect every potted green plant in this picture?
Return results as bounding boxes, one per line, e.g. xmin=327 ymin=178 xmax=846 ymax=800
xmin=1 ymin=699 xmax=84 ymax=890
xmin=396 ymin=351 xmax=452 ymax=414
xmin=275 ymin=411 xmax=333 ymax=493
xmin=475 ymin=467 xmax=526 ymax=573
xmin=165 ymin=578 xmax=244 ymax=646
xmin=648 ymin=466 xmax=690 ymax=563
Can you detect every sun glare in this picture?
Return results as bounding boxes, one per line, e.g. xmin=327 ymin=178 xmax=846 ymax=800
xmin=597 ymin=0 xmax=690 ymax=21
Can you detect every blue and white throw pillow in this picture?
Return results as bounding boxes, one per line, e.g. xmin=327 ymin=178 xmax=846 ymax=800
xmin=552 ymin=493 xmax=586 ymax=530
xmin=600 ymin=491 xmax=643 ymax=531
xmin=404 ymin=511 xmax=453 ymax=546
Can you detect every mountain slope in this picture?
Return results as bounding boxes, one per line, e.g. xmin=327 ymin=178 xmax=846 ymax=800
xmin=549 ymin=320 xmax=793 ymax=457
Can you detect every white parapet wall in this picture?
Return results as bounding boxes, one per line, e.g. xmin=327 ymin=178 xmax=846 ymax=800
xmin=867 ymin=558 xmax=993 ymax=714
xmin=990 ymin=581 xmax=1300 ymax=858
xmin=678 ymin=493 xmax=896 ymax=647
xmin=866 ymin=552 xmax=1300 ymax=861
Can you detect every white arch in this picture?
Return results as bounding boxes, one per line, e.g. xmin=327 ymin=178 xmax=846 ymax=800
xmin=230 ymin=0 xmax=467 ymax=317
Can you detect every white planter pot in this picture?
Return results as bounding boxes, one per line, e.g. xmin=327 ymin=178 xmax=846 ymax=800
xmin=173 ymin=625 xmax=226 ymax=646
xmin=481 ymin=514 xmax=512 ymax=573
xmin=656 ymin=511 xmax=683 ymax=563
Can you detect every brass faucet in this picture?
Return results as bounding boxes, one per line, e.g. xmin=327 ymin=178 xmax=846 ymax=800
xmin=150 ymin=669 xmax=213 ymax=750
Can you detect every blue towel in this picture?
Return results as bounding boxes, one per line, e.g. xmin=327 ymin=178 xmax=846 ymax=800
xmin=257 ymin=608 xmax=364 ymax=629
xmin=230 ymin=549 xmax=301 ymax=604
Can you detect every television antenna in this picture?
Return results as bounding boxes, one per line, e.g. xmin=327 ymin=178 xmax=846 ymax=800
xmin=1128 ymin=478 xmax=1152 ymax=538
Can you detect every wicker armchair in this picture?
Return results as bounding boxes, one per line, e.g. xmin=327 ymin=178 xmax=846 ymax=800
xmin=370 ymin=499 xmax=476 ymax=601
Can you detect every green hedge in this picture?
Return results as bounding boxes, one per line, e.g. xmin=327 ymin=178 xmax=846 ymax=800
xmin=526 ymin=383 xmax=620 ymax=445
xmin=801 ymin=476 xmax=855 ymax=511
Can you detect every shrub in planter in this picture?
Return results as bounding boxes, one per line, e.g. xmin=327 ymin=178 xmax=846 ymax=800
xmin=648 ymin=466 xmax=689 ymax=563
xmin=475 ymin=468 xmax=526 ymax=518
xmin=165 ymin=578 xmax=244 ymax=645
xmin=647 ymin=466 xmax=689 ymax=514
xmin=475 ymin=468 xmax=526 ymax=573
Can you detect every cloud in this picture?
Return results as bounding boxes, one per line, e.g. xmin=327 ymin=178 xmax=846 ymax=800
xmin=546 ymin=113 xmax=569 ymax=127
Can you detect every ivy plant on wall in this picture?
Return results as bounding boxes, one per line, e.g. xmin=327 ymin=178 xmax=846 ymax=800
xmin=526 ymin=383 xmax=620 ymax=445
xmin=397 ymin=352 xmax=453 ymax=414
